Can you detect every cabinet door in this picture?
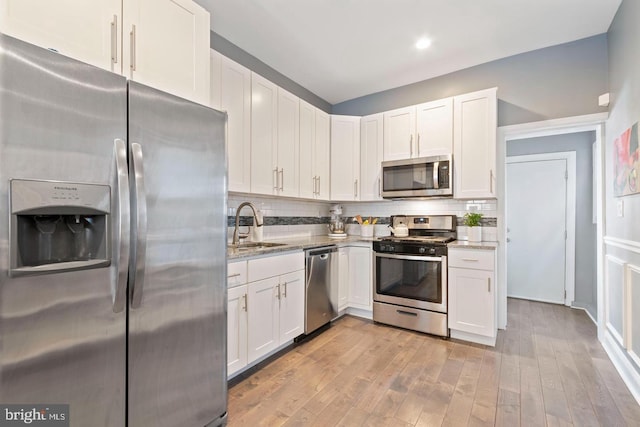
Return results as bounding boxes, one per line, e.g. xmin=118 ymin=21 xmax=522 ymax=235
xmin=299 ymin=100 xmax=316 ymax=199
xmin=247 ymin=277 xmax=279 ymax=362
xmin=337 ymin=248 xmax=349 ymax=311
xmin=314 ymin=109 xmax=331 ymax=200
xmin=360 ymin=113 xmax=384 ymax=201
xmin=209 ymin=50 xmax=222 ymax=110
xmin=123 ymin=0 xmax=210 ymax=105
xmin=348 ymin=247 xmax=372 ymax=309
xmin=416 ymin=97 xmax=453 ymax=157
xmin=276 ymin=88 xmax=300 ymax=197
xmin=221 ymin=56 xmax=252 ymax=192
xmin=0 ymin=0 xmax=121 ymax=72
xmin=227 ymin=285 xmax=248 ymax=377
xmin=250 ymin=73 xmax=278 ymax=195
xmin=330 ymin=115 xmax=361 ymax=201
xmin=383 ymin=106 xmax=415 ymax=161
xmin=279 ymin=270 xmax=305 ymax=343
xmin=448 ymin=267 xmax=494 ymax=337
xmin=453 ymin=88 xmax=497 ymax=199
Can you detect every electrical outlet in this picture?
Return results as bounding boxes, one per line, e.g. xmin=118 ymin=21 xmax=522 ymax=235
xmin=617 ymin=199 xmax=624 ymax=217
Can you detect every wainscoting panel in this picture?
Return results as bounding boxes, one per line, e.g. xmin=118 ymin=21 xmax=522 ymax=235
xmin=628 ymin=264 xmax=640 ymax=368
xmin=605 ymin=254 xmax=627 ymax=346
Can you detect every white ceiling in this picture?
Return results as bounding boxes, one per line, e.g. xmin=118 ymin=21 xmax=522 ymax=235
xmin=195 ymin=0 xmax=621 ymax=105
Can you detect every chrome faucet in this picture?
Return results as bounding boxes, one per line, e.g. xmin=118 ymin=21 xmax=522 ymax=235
xmin=232 ymin=202 xmax=263 ymax=245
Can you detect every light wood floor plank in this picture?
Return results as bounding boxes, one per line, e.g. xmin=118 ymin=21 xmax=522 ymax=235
xmin=228 ymin=300 xmax=640 ymax=426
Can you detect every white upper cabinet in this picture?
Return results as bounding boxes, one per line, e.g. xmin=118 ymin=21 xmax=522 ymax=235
xmin=0 ymin=0 xmax=122 ymax=72
xmin=300 ymin=101 xmax=330 ymax=200
xmin=314 ymin=109 xmax=331 ymax=200
xmin=330 ymin=115 xmax=361 ymax=201
xmin=415 ymin=97 xmax=453 ymax=157
xmin=453 ymin=87 xmax=497 ymax=199
xmin=383 ymin=106 xmax=416 ymax=161
xmin=1 ymin=0 xmax=210 ymax=105
xmin=276 ymin=88 xmax=300 ymax=197
xmin=383 ymin=99 xmax=453 ymax=161
xmin=360 ymin=113 xmax=384 ymax=201
xmin=122 ymin=0 xmax=210 ymax=105
xmin=250 ymin=73 xmax=278 ymax=195
xmin=219 ymin=56 xmax=251 ymax=193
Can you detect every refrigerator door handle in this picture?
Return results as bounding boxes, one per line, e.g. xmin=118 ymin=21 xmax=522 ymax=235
xmin=129 ymin=142 xmax=148 ymax=309
xmin=113 ymin=139 xmax=130 ymax=313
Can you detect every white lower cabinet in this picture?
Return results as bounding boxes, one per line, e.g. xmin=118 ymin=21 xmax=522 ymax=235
xmin=448 ymin=247 xmax=497 ymax=346
xmin=228 ymin=252 xmax=304 ymax=378
xmin=337 ymin=245 xmax=373 ymax=316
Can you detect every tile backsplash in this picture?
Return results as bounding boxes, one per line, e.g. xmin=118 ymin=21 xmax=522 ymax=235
xmin=227 ymin=193 xmax=497 ymax=242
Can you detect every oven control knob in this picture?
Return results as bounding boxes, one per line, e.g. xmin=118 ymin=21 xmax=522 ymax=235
xmin=429 ymin=248 xmax=436 ymax=254
xmin=419 ymin=247 xmax=426 ymax=254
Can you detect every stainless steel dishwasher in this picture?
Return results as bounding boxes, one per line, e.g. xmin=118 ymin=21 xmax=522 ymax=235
xmin=304 ymin=246 xmax=338 ymax=334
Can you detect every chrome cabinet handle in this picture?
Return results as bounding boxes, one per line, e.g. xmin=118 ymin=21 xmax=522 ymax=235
xmin=113 ymin=139 xmax=130 ymax=313
xmin=409 ymin=134 xmax=413 ymax=157
xmin=488 ymin=278 xmax=491 ymax=292
xmin=110 ymin=15 xmax=118 ymax=64
xmin=354 ymin=179 xmax=358 ymax=198
xmin=130 ymin=24 xmax=136 ymax=73
xmin=462 ymin=258 xmax=479 ymax=262
xmin=227 ymin=273 xmax=241 ymax=279
xmin=317 ymin=176 xmax=321 ymax=196
xmin=279 ymin=168 xmax=284 ymax=191
xmin=273 ymin=168 xmax=278 ymax=190
xmin=378 ymin=177 xmax=381 ymax=197
xmin=282 ymin=281 xmax=287 ymax=298
xmin=276 ymin=283 xmax=281 ymax=300
xmin=129 ymin=142 xmax=148 ymax=309
xmin=312 ymin=176 xmax=317 ymax=195
xmin=489 ymin=169 xmax=494 ymax=193
xmin=417 ymin=133 xmax=420 ymax=156
xmin=242 ymin=294 xmax=247 ymax=311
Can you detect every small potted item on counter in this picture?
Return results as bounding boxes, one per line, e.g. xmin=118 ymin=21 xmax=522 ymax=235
xmin=464 ymin=212 xmax=483 ymax=242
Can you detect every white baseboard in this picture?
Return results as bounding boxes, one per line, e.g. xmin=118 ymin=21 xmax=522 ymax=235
xmin=602 ymin=331 xmax=640 ymax=405
xmin=450 ymin=329 xmax=497 ymax=347
xmin=346 ymin=307 xmax=373 ymax=320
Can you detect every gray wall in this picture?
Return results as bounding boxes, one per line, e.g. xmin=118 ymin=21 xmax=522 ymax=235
xmin=604 ymin=0 xmax=640 ymax=376
xmin=507 ymin=132 xmax=597 ymax=319
xmin=332 ymin=35 xmax=609 ymax=127
xmin=210 ymin=31 xmax=331 ymax=113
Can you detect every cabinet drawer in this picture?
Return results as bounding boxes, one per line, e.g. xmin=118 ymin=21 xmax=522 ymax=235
xmin=248 ymin=251 xmax=304 ymax=282
xmin=228 ymin=260 xmax=247 ymax=288
xmin=448 ymin=248 xmax=494 ymax=271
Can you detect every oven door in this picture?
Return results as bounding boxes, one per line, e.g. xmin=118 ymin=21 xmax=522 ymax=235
xmin=373 ymin=252 xmax=447 ymax=313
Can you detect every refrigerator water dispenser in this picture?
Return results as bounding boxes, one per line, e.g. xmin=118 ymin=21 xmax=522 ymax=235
xmin=10 ymin=179 xmax=111 ymax=276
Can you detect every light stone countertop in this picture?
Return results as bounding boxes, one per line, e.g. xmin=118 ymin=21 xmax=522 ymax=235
xmin=227 ymin=235 xmax=375 ymax=260
xmin=448 ymin=240 xmax=498 ymax=250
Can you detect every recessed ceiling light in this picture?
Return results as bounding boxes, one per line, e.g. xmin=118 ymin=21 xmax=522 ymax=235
xmin=415 ymin=38 xmax=432 ymax=50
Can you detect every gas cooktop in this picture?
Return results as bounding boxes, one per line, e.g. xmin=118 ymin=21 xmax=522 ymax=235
xmin=378 ymin=235 xmax=455 ymax=245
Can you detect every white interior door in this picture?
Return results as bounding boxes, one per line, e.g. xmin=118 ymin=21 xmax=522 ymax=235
xmin=507 ymin=158 xmax=567 ymax=304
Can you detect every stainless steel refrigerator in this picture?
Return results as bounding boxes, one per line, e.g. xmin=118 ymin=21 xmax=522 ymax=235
xmin=0 ymin=33 xmax=227 ymax=426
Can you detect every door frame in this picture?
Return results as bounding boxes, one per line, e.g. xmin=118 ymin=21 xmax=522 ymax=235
xmin=506 ymin=151 xmax=577 ymax=306
xmin=497 ymin=112 xmax=607 ymax=329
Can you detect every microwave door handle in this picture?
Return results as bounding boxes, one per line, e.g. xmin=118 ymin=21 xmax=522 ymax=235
xmin=112 ymin=139 xmax=130 ymax=313
xmin=433 ymin=161 xmax=440 ymax=189
xmin=129 ymin=142 xmax=148 ymax=309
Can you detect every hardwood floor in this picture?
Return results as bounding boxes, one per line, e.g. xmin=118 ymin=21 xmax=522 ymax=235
xmin=227 ymin=299 xmax=640 ymax=426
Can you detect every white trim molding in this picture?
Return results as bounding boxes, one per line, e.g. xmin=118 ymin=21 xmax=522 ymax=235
xmin=497 ymin=113 xmax=606 ymax=329
xmin=602 ymin=331 xmax=640 ymax=404
xmin=604 ymin=254 xmax=627 ymax=347
xmin=626 ymin=264 xmax=640 ymax=369
xmin=605 ymin=235 xmax=640 ymax=254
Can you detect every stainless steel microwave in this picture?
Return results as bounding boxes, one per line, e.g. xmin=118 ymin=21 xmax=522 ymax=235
xmin=381 ymin=155 xmax=453 ymax=198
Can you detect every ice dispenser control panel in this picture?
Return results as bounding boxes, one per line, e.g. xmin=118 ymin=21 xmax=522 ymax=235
xmin=10 ymin=179 xmax=111 ymax=276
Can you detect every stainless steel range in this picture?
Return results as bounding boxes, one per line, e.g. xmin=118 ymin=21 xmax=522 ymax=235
xmin=372 ymin=215 xmax=456 ymax=337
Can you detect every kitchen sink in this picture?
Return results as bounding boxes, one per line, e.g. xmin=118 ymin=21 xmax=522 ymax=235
xmin=227 ymin=242 xmax=288 ymax=251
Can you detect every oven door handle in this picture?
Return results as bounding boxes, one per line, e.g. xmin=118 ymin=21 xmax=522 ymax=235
xmin=374 ymin=252 xmax=444 ymax=262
